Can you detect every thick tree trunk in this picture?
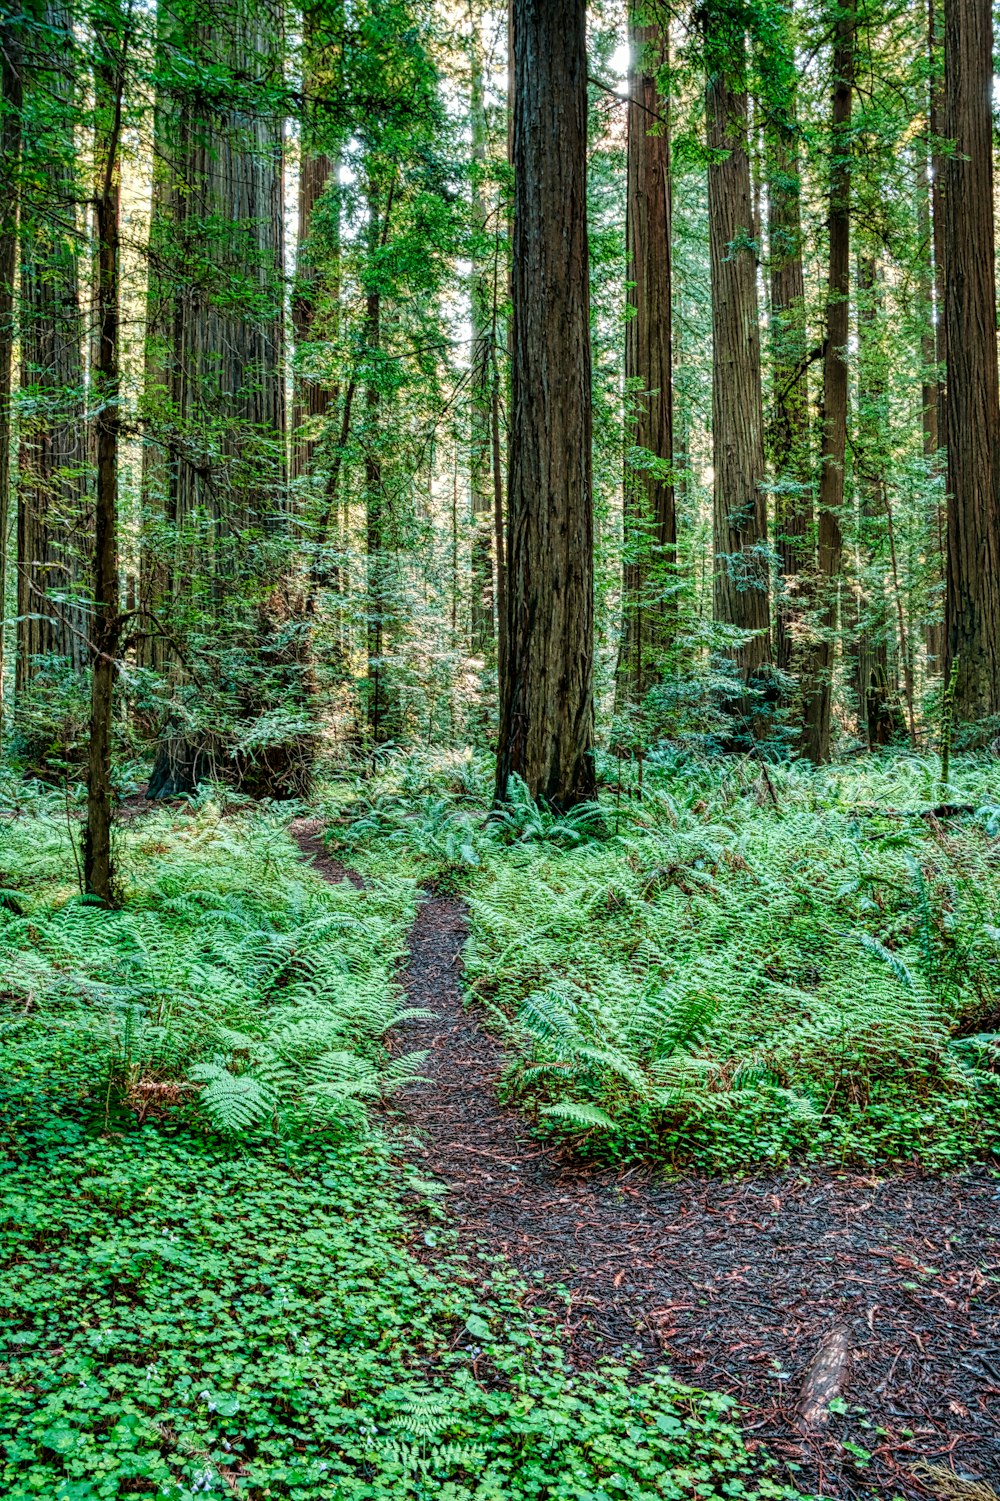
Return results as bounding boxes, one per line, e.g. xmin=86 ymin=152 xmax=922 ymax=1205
xmin=801 ymin=0 xmax=854 ymax=764
xmin=766 ymin=33 xmax=811 ymax=682
xmin=469 ymin=15 xmax=495 ymax=660
xmin=141 ymin=0 xmax=285 ymax=619
xmin=0 ymin=21 xmax=22 ymax=726
xmin=17 ymin=1 xmax=89 ymax=690
xmin=617 ymin=9 xmax=675 ymax=707
xmin=494 ymin=0 xmax=595 ymax=810
xmin=705 ymin=10 xmax=770 ymax=694
xmin=84 ymin=20 xmax=124 ymax=905
xmin=942 ymin=0 xmax=1000 ymax=729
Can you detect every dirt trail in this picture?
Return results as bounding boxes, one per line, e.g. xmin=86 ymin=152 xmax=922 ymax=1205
xmin=293 ymin=822 xmax=1000 ymax=1500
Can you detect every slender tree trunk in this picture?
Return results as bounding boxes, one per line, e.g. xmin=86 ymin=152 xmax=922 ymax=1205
xmin=925 ymin=0 xmax=948 ymax=671
xmin=469 ymin=12 xmax=495 ymax=659
xmin=84 ymin=13 xmax=125 ymax=904
xmin=0 ymin=20 xmax=22 ymax=728
xmin=292 ymin=145 xmax=335 ymax=479
xmin=800 ymin=0 xmax=855 ymax=764
xmin=766 ymin=22 xmax=811 ymax=682
xmin=364 ymin=274 xmax=388 ymax=745
xmin=494 ymin=0 xmax=595 ymax=810
xmin=17 ymin=1 xmax=89 ymax=691
xmin=617 ymin=8 xmax=674 ymax=709
xmin=853 ymin=253 xmax=905 ymax=747
xmin=942 ymin=0 xmax=1000 ymax=728
xmin=704 ymin=7 xmax=770 ymax=696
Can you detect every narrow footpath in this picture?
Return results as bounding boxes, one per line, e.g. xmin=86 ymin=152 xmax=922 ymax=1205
xmin=293 ymin=821 xmax=1000 ymax=1501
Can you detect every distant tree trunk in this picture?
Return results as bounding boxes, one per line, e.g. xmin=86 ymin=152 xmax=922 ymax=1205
xmin=704 ymin=6 xmax=770 ymax=695
xmin=801 ymin=0 xmax=855 ymax=764
xmin=853 ymin=253 xmax=905 ymax=748
xmin=142 ymin=0 xmax=285 ymax=619
xmin=0 ymin=20 xmax=22 ymax=726
xmin=617 ymin=8 xmax=674 ymax=708
xmin=942 ymin=0 xmax=1000 ymax=728
xmin=292 ymin=148 xmax=334 ymax=479
xmin=363 ymin=187 xmax=398 ymax=745
xmin=469 ymin=13 xmax=495 ymax=660
xmin=494 ymin=0 xmax=595 ymax=810
xmin=766 ymin=24 xmax=811 ymax=683
xmin=17 ymin=0 xmax=89 ymax=691
xmin=925 ymin=0 xmax=947 ymax=671
xmin=84 ymin=14 xmax=125 ymax=905
xmin=293 ymin=5 xmax=341 ymax=483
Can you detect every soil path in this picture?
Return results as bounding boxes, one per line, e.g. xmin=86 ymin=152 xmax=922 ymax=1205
xmin=293 ymin=822 xmax=1000 ymax=1501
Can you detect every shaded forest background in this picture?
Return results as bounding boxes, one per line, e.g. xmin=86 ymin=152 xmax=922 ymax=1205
xmin=0 ymin=0 xmax=998 ymax=887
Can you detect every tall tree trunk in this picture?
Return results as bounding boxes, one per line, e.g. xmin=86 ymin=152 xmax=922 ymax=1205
xmin=854 ymin=253 xmax=905 ymax=747
xmin=925 ymin=0 xmax=947 ymax=671
xmin=0 ymin=19 xmax=22 ymax=727
xmin=292 ymin=5 xmax=341 ymax=483
xmin=84 ymin=10 xmax=125 ymax=905
xmin=142 ymin=0 xmax=285 ymax=622
xmin=617 ymin=7 xmax=674 ymax=707
xmin=704 ymin=6 xmax=770 ymax=698
xmin=469 ymin=11 xmax=495 ymax=659
xmin=494 ymin=0 xmax=595 ymax=810
xmin=766 ymin=18 xmax=811 ymax=682
xmin=800 ymin=0 xmax=855 ymax=764
xmin=17 ymin=0 xmax=89 ymax=691
xmin=942 ymin=0 xmax=1000 ymax=728
xmin=362 ymin=186 xmax=398 ymax=746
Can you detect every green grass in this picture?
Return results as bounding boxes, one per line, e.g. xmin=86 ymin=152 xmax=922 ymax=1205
xmin=326 ymin=748 xmax=1000 ymax=1171
xmin=0 ymin=784 xmax=801 ymax=1500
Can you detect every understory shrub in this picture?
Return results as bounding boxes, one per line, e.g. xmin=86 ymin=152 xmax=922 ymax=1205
xmin=331 ymin=748 xmax=1000 ymax=1170
xmin=0 ymin=794 xmax=420 ymax=1137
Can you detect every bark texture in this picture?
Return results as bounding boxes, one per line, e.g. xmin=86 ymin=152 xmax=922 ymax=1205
xmin=942 ymin=0 xmax=1000 ymax=728
xmin=84 ymin=21 xmax=124 ymax=905
xmin=0 ymin=19 xmax=22 ymax=718
xmin=853 ymin=254 xmax=905 ymax=748
xmin=801 ymin=0 xmax=854 ymax=764
xmin=766 ymin=39 xmax=811 ymax=682
xmin=494 ymin=0 xmax=595 ymax=810
xmin=705 ymin=14 xmax=769 ymax=687
xmin=469 ymin=16 xmax=495 ymax=659
xmin=617 ymin=10 xmax=674 ymax=706
xmin=141 ymin=0 xmax=286 ymax=630
xmin=17 ymin=1 xmax=89 ymax=688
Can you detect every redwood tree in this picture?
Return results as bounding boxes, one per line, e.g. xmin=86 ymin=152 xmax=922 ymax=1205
xmin=494 ymin=0 xmax=595 ymax=809
xmin=766 ymin=5 xmax=811 ymax=682
xmin=942 ymin=0 xmax=1000 ymax=728
xmin=704 ymin=3 xmax=770 ymax=690
xmin=17 ymin=0 xmax=90 ymax=690
xmin=801 ymin=0 xmax=855 ymax=764
xmin=617 ymin=6 xmax=674 ymax=705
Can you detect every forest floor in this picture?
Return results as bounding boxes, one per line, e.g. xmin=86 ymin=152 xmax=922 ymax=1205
xmin=294 ymin=819 xmax=1000 ymax=1501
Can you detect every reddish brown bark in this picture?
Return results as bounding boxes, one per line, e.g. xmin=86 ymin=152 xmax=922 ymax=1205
xmin=705 ymin=10 xmax=770 ymax=688
xmin=617 ymin=9 xmax=674 ymax=705
xmin=942 ymin=0 xmax=1000 ymax=728
xmin=494 ymin=0 xmax=595 ymax=810
xmin=801 ymin=0 xmax=854 ymax=764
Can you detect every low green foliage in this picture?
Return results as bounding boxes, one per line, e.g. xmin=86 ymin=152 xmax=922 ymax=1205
xmin=0 ymin=788 xmax=803 ymax=1500
xmin=0 ymin=1126 xmax=800 ymax=1500
xmin=332 ymin=749 xmax=1000 ymax=1171
xmin=0 ymin=795 xmax=420 ymax=1137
